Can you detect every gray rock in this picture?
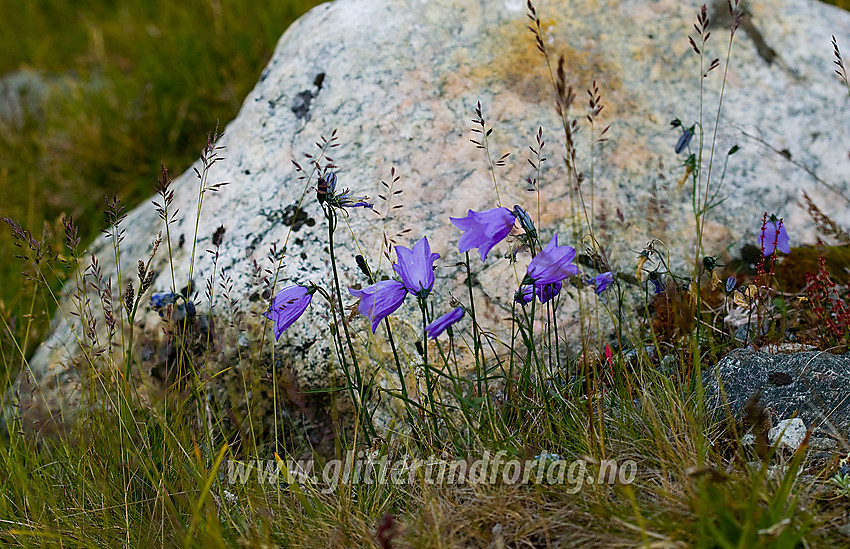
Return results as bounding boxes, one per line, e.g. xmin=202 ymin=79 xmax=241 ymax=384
xmin=14 ymin=0 xmax=850 ymax=436
xmin=704 ymin=349 xmax=850 ymax=440
xmin=767 ymin=418 xmax=807 ymax=451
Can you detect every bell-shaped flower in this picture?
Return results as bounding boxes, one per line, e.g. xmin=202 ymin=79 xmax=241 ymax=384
xmin=267 ymin=285 xmax=314 ymax=341
xmin=515 ymin=285 xmax=534 ymax=304
xmin=512 ymin=205 xmax=537 ymax=240
xmin=537 ymin=281 xmax=562 ymax=303
xmin=515 ymin=281 xmax=562 ymax=304
xmin=524 ymin=234 xmax=579 ymax=286
xmin=758 ymin=215 xmax=790 ymax=256
xmin=589 ymin=272 xmax=614 ymax=295
xmin=675 ymin=125 xmax=695 ymax=154
xmin=649 ymin=274 xmax=666 ymax=295
xmin=425 ymin=307 xmax=464 ymax=339
xmin=393 ymin=237 xmax=440 ymax=297
xmin=450 ymin=207 xmax=515 ymax=261
xmin=349 ymin=279 xmax=408 ymax=333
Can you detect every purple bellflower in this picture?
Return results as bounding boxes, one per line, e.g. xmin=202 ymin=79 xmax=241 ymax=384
xmin=758 ymin=215 xmax=790 ymax=257
xmin=515 ymin=285 xmax=533 ymax=304
xmin=512 ymin=205 xmax=537 ymax=239
xmin=537 ymin=281 xmax=562 ymax=303
xmin=649 ymin=274 xmax=666 ymax=295
xmin=589 ymin=271 xmax=614 ymax=295
xmin=349 ymin=279 xmax=408 ymax=333
xmin=267 ymin=285 xmax=314 ymax=341
xmin=524 ymin=234 xmax=579 ymax=286
xmin=318 ymin=172 xmax=373 ymax=209
xmin=425 ymin=307 xmax=464 ymax=339
xmin=394 ymin=237 xmax=440 ymax=297
xmin=516 ymin=281 xmax=562 ymax=304
xmin=675 ymin=125 xmax=695 ymax=154
xmin=450 ymin=207 xmax=516 ymax=261
xmin=151 ymin=291 xmax=179 ymax=309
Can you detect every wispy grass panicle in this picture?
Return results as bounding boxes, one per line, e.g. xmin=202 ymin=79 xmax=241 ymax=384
xmin=833 ymin=34 xmax=850 ymax=97
xmin=376 ymin=167 xmax=412 ymax=268
xmin=800 ymin=190 xmax=850 ymax=244
xmin=153 ymin=164 xmax=179 ymax=291
xmin=470 ymin=101 xmax=510 ymax=206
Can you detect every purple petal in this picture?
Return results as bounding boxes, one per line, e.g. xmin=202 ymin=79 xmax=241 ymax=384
xmin=526 ymin=234 xmax=579 ymax=286
xmin=450 ymin=207 xmax=514 ymax=261
xmin=267 ymin=285 xmax=313 ymax=340
xmin=591 ymin=272 xmax=614 ymax=295
xmin=537 ymin=281 xmax=562 ymax=303
xmin=759 ymin=221 xmax=777 ymax=256
xmin=393 ymin=237 xmax=440 ymax=295
xmin=776 ymin=223 xmax=790 ymax=254
xmin=425 ymin=307 xmax=465 ymax=339
xmin=349 ymin=279 xmax=408 ymax=332
xmin=515 ymin=285 xmax=534 ymax=304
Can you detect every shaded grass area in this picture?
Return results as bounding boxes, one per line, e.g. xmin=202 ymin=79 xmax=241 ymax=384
xmin=0 ymin=0 xmax=323 ymax=361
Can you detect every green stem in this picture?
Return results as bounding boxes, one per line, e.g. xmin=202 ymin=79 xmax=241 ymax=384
xmin=326 ymin=207 xmax=374 ymax=439
xmin=382 ymin=317 xmax=417 ymax=431
xmin=420 ymin=299 xmax=439 ymax=438
xmin=464 ymin=252 xmax=483 ymax=396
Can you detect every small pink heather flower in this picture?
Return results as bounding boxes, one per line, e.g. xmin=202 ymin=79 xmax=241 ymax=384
xmin=425 ymin=307 xmax=464 ymax=339
xmin=758 ymin=214 xmax=790 ymax=256
xmin=267 ymin=285 xmax=314 ymax=340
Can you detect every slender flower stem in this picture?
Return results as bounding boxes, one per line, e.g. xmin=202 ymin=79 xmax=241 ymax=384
xmin=381 ymin=317 xmax=419 ymax=432
xmin=326 ymin=206 xmax=374 ymax=439
xmin=464 ymin=252 xmax=484 ymax=395
xmin=420 ymin=299 xmax=439 ymax=437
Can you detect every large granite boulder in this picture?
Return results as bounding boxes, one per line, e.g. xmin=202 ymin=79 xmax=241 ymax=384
xmin=704 ymin=349 xmax=850 ymax=444
xmin=9 ymin=0 xmax=850 ymax=437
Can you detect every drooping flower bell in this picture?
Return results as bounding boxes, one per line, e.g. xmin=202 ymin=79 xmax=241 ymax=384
xmin=648 ymin=272 xmax=666 ymax=295
xmin=425 ymin=307 xmax=464 ymax=339
xmin=317 ymin=171 xmax=373 ymax=210
xmin=349 ymin=279 xmax=408 ymax=333
xmin=267 ymin=285 xmax=314 ymax=340
xmin=524 ymin=234 xmax=579 ymax=287
xmin=450 ymin=207 xmax=516 ymax=261
xmin=589 ymin=271 xmax=614 ymax=295
xmin=675 ymin=125 xmax=695 ymax=154
xmin=515 ymin=281 xmax=562 ymax=304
